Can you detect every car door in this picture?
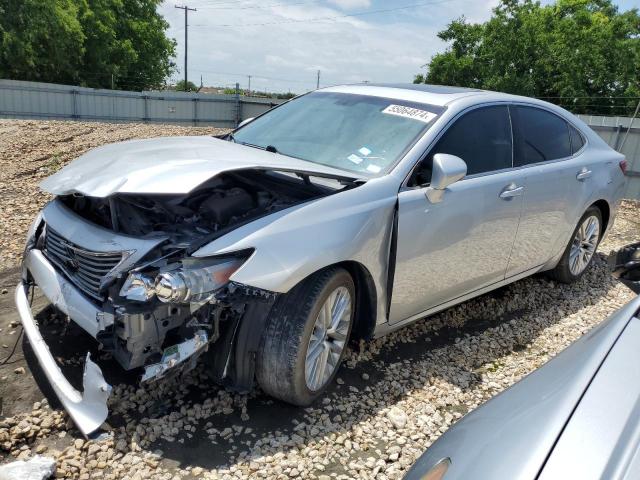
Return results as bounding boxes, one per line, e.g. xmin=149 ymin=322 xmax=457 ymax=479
xmin=389 ymin=105 xmax=526 ymax=324
xmin=505 ymin=105 xmax=591 ymax=277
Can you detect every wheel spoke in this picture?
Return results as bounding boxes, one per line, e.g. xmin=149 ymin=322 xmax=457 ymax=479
xmin=585 ymin=218 xmax=597 ymax=240
xmin=327 ymin=329 xmax=347 ymax=341
xmin=330 ymin=290 xmax=350 ymax=327
xmin=570 ymin=248 xmax=580 ymax=270
xmin=328 ymin=339 xmax=344 ymax=353
xmin=313 ymin=344 xmax=329 ymax=388
xmin=322 ymin=297 xmax=333 ymax=328
xmin=569 ymin=245 xmax=580 ymax=262
xmin=306 ymin=350 xmax=321 ymax=387
xmin=307 ymin=336 xmax=324 ymax=362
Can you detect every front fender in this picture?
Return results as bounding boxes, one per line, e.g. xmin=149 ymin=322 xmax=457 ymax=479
xmin=193 ymin=179 xmax=398 ymax=324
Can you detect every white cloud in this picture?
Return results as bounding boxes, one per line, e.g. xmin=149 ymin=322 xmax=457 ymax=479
xmin=327 ymin=0 xmax=372 ymax=10
xmin=157 ymin=0 xmax=506 ymax=93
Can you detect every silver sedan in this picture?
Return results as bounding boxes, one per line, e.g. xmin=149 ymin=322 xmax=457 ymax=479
xmin=16 ymin=84 xmax=627 ymax=434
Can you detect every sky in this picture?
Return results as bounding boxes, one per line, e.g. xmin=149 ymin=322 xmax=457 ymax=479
xmin=158 ymin=0 xmax=640 ymax=94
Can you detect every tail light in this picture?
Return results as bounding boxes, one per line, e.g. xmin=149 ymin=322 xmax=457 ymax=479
xmin=619 ymin=159 xmax=628 ymax=174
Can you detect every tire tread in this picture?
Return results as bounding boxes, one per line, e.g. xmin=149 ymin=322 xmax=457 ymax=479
xmin=256 ymin=267 xmax=353 ymax=405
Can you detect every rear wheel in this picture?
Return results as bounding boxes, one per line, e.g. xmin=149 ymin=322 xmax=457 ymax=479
xmin=256 ymin=267 xmax=354 ymax=405
xmin=549 ymin=206 xmax=602 ymax=283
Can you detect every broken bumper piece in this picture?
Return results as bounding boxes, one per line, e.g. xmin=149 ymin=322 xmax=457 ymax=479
xmin=141 ymin=330 xmax=209 ymax=382
xmin=15 ymin=282 xmax=112 ymax=436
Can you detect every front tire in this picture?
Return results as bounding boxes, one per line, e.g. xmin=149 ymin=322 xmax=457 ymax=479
xmin=256 ymin=267 xmax=355 ymax=406
xmin=549 ymin=206 xmax=602 ymax=283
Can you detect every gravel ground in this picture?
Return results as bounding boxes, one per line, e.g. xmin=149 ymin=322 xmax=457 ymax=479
xmin=0 ymin=119 xmax=638 ymax=479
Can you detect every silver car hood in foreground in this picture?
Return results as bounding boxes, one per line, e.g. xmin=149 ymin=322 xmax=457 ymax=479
xmin=40 ymin=136 xmax=359 ymax=197
xmin=404 ymin=295 xmax=640 ymax=480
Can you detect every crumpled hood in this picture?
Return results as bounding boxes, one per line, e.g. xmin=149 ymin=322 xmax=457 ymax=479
xmin=40 ymin=136 xmax=358 ymax=197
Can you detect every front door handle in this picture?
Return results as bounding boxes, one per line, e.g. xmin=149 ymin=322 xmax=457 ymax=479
xmin=576 ymin=168 xmax=592 ymax=181
xmin=499 ymin=184 xmax=524 ymax=200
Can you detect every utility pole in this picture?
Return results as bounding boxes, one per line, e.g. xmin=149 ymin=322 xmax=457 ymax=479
xmin=247 ymin=75 xmax=252 ymax=96
xmin=620 ymin=99 xmax=640 ymax=151
xmin=316 ymin=70 xmax=321 ymax=89
xmin=175 ymin=5 xmax=196 ymax=91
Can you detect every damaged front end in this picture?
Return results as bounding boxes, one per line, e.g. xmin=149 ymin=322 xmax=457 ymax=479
xmin=18 ymin=168 xmax=346 ymax=435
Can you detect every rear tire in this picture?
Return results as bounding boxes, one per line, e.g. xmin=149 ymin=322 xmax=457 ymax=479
xmin=256 ymin=267 xmax=354 ymax=406
xmin=549 ymin=206 xmax=602 ymax=283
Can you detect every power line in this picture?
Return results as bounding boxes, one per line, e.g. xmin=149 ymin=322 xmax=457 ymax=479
xmin=189 ymin=66 xmax=349 ymax=85
xmin=191 ymin=0 xmax=261 ymax=6
xmin=197 ymin=0 xmax=321 ymax=10
xmin=191 ymin=0 xmax=453 ymax=27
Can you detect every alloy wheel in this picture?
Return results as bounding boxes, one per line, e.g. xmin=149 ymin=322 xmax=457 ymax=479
xmin=305 ymin=286 xmax=352 ymax=391
xmin=569 ymin=215 xmax=600 ymax=276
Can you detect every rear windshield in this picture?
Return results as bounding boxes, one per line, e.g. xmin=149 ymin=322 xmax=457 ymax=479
xmin=233 ymin=91 xmax=443 ymax=176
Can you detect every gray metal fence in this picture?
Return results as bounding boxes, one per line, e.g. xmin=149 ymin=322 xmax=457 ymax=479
xmin=1 ymin=79 xmax=639 ymax=198
xmin=0 ymin=79 xmax=285 ymax=128
xmin=578 ymin=114 xmax=640 ymax=199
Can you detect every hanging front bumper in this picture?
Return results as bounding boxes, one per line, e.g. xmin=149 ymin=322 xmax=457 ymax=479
xmin=15 ymin=279 xmax=111 ymax=437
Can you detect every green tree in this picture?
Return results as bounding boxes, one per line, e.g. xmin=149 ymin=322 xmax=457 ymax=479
xmin=0 ymin=0 xmax=176 ymax=90
xmin=175 ymin=79 xmax=198 ymax=92
xmin=0 ymin=0 xmax=85 ymax=85
xmin=417 ymin=0 xmax=640 ymax=115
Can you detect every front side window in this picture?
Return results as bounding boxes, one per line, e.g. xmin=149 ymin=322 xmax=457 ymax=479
xmin=511 ymin=106 xmax=571 ymax=166
xmin=233 ymin=92 xmax=443 ymax=176
xmin=410 ymin=105 xmax=513 ymax=186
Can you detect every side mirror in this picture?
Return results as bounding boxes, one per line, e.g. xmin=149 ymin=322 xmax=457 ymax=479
xmin=425 ymin=153 xmax=467 ymax=203
xmin=237 ymin=117 xmax=255 ymax=129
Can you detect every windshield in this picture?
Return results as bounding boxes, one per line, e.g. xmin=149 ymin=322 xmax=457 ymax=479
xmin=232 ymin=92 xmax=443 ymax=176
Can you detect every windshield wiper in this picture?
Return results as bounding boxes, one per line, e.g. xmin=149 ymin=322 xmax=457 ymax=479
xmin=237 ymin=141 xmax=279 ymax=154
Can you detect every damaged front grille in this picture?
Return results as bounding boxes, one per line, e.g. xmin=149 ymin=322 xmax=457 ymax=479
xmin=44 ymin=227 xmax=123 ymax=301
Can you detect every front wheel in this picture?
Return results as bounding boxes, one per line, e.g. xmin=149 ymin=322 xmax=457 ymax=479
xmin=549 ymin=206 xmax=602 ymax=283
xmin=256 ymin=267 xmax=355 ymax=405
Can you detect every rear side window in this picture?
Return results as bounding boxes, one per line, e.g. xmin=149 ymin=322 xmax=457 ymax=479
xmin=430 ymin=105 xmax=513 ymax=176
xmin=512 ymin=106 xmax=571 ymax=166
xmin=569 ymin=124 xmax=585 ymax=153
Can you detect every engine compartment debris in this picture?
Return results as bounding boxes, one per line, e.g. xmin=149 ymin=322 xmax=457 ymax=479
xmin=59 ymin=169 xmax=339 ymax=248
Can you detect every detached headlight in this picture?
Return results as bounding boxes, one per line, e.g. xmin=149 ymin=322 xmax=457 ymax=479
xmin=120 ymin=256 xmax=247 ymax=303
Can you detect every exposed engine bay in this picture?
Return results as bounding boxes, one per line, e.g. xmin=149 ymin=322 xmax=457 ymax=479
xmin=33 ymin=169 xmax=351 ymax=388
xmin=59 ymin=169 xmax=334 ymax=250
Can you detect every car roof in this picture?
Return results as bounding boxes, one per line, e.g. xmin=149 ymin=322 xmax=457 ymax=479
xmin=320 ymin=83 xmax=559 ymax=110
xmin=321 ymin=83 xmax=491 ymax=107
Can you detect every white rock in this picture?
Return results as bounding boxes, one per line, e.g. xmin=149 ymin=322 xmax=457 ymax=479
xmin=0 ymin=455 xmax=56 ymax=480
xmin=386 ymin=407 xmax=407 ymax=429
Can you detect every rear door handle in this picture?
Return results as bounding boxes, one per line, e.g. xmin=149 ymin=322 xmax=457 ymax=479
xmin=499 ymin=184 xmax=524 ymax=200
xmin=576 ymin=168 xmax=592 ymax=181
